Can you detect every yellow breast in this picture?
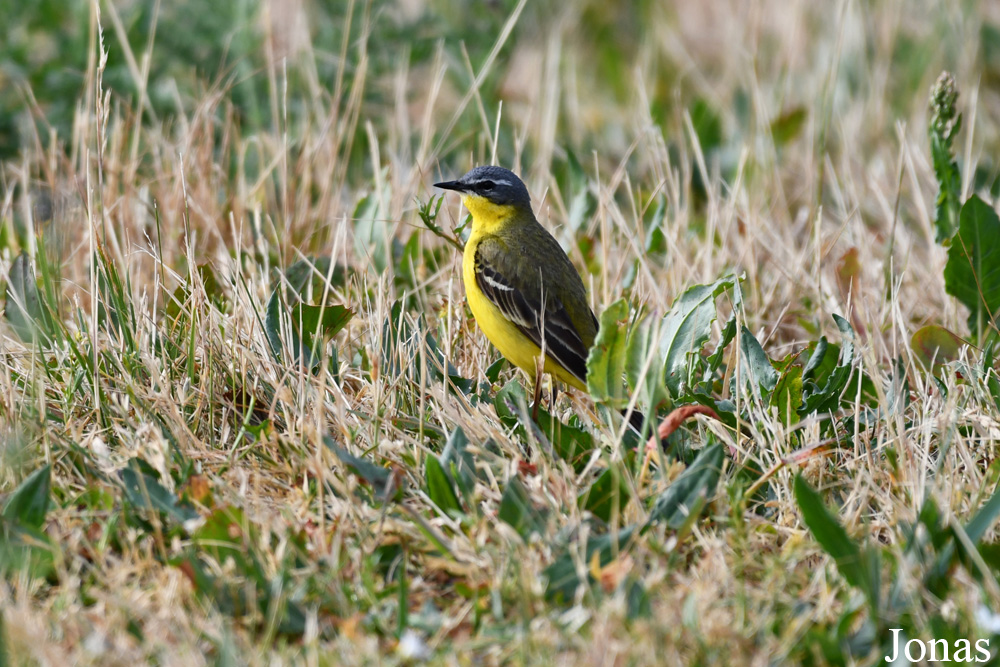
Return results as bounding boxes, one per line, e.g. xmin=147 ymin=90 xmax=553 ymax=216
xmin=462 ymin=226 xmax=587 ymax=392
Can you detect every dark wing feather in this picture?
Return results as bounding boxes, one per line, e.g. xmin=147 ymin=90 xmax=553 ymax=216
xmin=474 ymin=246 xmax=592 ymax=384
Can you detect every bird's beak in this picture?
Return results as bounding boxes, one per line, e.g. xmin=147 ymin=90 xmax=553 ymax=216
xmin=434 ymin=180 xmax=465 ymax=192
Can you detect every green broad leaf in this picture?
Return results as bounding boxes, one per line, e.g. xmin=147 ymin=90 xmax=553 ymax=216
xmin=323 ymin=437 xmax=393 ymax=489
xmin=980 ymin=542 xmax=1000 ymax=574
xmin=690 ymin=98 xmax=723 ymax=152
xmin=440 ymin=426 xmax=478 ymax=495
xmin=928 ymin=72 xmax=962 ymax=244
xmin=625 ymin=316 xmax=670 ymax=418
xmin=770 ymin=106 xmax=808 ymax=148
xmin=793 ymin=475 xmax=880 ymax=612
xmin=283 ymin=256 xmax=346 ymax=300
xmin=911 ymin=325 xmax=963 ymax=370
xmin=2 ymin=464 xmax=51 ymax=529
xmin=771 ymin=363 xmax=803 ymax=426
xmin=541 ymin=414 xmax=595 ymax=473
xmin=292 ymin=302 xmax=354 ymax=364
xmin=353 ymin=185 xmax=390 ymax=272
xmin=644 ymin=194 xmax=668 ymax=256
xmin=587 ymin=299 xmax=630 ymax=407
xmin=646 ymin=441 xmax=723 ymax=528
xmin=493 ymin=379 xmax=533 ymax=429
xmin=265 ymin=282 xmax=354 ymax=369
xmin=121 ymin=466 xmax=199 ymax=524
xmin=498 ymin=477 xmax=547 ymax=539
xmin=739 ymin=326 xmax=778 ymax=398
xmin=660 ymin=276 xmax=737 ymax=398
xmin=579 ymin=465 xmax=631 ymax=524
xmin=485 ymin=358 xmax=505 ymax=384
xmin=926 ymin=481 xmax=1000 ymax=595
xmin=264 ymin=286 xmax=284 ymax=362
xmin=964 ymin=482 xmax=1000 ymax=545
xmin=543 ymin=526 xmax=637 ymax=603
xmin=625 ymin=576 xmax=652 ymax=619
xmin=394 ymin=232 xmax=422 ymax=290
xmin=704 ymin=315 xmax=737 ymax=378
xmin=183 ymin=505 xmax=306 ymax=636
xmin=193 ymin=506 xmax=256 ymax=572
xmin=943 ymin=195 xmax=1000 ymax=343
xmin=294 ymin=303 xmax=354 ymax=341
xmin=170 ymin=552 xmax=251 ymax=618
xmin=799 ymin=315 xmax=856 ymax=416
xmin=4 ymin=252 xmax=52 ymax=344
xmin=0 ymin=520 xmax=57 ymax=580
xmin=802 ymin=337 xmax=830 ymax=381
xmin=425 ymin=455 xmax=463 ymax=517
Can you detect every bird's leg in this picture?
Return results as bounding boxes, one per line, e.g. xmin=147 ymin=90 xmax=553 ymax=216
xmin=531 ymin=356 xmax=544 ymax=421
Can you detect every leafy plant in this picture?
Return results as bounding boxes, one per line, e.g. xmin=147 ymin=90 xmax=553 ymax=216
xmin=943 ymin=196 xmax=1000 ymax=344
xmin=929 ymin=72 xmax=963 ymax=244
xmin=4 ymin=252 xmax=55 ymax=345
xmin=265 ymin=258 xmax=354 ymax=370
xmin=172 ymin=506 xmax=307 ymax=636
xmin=0 ymin=465 xmax=56 ymax=580
xmin=794 ymin=474 xmax=1000 ymax=663
xmin=498 ymin=477 xmax=548 ymax=540
xmin=659 ymin=275 xmax=739 ymax=399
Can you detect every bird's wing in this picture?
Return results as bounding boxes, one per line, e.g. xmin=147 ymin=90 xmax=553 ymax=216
xmin=473 ymin=240 xmax=593 ymax=384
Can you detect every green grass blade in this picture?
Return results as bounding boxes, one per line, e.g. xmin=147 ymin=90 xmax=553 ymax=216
xmin=793 ymin=475 xmax=879 ymax=612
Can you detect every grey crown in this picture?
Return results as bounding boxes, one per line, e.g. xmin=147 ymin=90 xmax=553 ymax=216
xmin=437 ymin=165 xmax=531 ymax=206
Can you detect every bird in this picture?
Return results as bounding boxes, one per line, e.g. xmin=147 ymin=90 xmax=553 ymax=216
xmin=434 ymin=165 xmax=645 ymax=433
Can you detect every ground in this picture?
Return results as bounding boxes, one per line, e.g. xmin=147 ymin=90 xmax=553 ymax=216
xmin=1 ymin=1 xmax=1000 ymax=665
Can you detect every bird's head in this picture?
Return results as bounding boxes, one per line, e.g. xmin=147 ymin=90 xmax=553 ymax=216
xmin=435 ymin=165 xmax=532 ymax=229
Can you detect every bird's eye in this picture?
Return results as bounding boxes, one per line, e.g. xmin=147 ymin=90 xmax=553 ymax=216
xmin=479 ymin=180 xmax=495 ymax=191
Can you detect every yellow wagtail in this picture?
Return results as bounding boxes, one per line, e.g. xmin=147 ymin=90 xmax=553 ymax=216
xmin=435 ymin=165 xmax=644 ymax=432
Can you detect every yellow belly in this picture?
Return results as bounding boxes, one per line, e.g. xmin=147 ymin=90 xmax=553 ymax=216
xmin=462 ymin=237 xmax=587 ymax=391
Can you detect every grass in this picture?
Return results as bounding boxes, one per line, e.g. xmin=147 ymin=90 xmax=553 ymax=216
xmin=2 ymin=0 xmax=1000 ymax=664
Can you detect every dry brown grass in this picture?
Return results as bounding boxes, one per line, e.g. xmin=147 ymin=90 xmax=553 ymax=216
xmin=1 ymin=0 xmax=999 ymax=665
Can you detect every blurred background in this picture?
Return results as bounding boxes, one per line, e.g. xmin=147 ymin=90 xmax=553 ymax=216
xmin=4 ymin=0 xmax=997 ymax=189
xmin=3 ymin=0 xmax=997 ymax=350
xmin=3 ymin=3 xmax=1000 ymax=662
